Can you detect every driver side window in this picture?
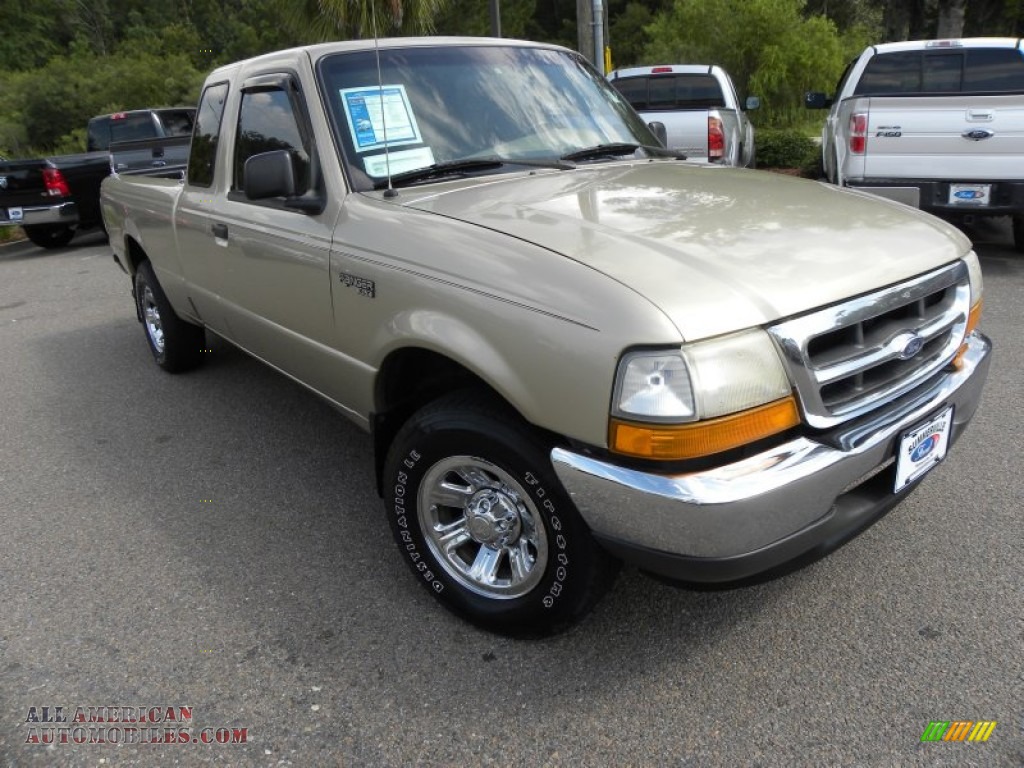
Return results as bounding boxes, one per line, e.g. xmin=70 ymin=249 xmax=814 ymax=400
xmin=233 ymin=87 xmax=310 ymax=197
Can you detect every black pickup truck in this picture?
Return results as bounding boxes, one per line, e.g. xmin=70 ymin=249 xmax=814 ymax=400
xmin=0 ymin=108 xmax=194 ymax=249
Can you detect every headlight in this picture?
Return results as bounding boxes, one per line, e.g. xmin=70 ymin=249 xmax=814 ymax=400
xmin=610 ymin=329 xmax=799 ymax=460
xmin=613 ymin=351 xmax=695 ymax=422
xmin=953 ymin=251 xmax=984 ymax=370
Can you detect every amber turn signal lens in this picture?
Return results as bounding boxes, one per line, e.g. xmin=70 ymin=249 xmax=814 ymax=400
xmin=609 ymin=395 xmax=800 ymax=460
xmin=952 ymin=299 xmax=983 ymax=370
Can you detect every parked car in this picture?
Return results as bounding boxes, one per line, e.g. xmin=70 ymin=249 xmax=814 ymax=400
xmin=608 ymin=64 xmax=758 ymax=166
xmin=0 ymin=108 xmax=195 ymax=248
xmin=102 ymin=37 xmax=989 ymax=637
xmin=806 ymin=37 xmax=1024 ymax=252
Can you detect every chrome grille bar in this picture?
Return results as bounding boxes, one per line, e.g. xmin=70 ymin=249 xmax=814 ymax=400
xmin=769 ymin=261 xmax=970 ymax=429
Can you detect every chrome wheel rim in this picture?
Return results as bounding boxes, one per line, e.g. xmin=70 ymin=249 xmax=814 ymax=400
xmin=418 ymin=456 xmax=548 ymax=599
xmin=140 ymin=285 xmax=165 ymax=353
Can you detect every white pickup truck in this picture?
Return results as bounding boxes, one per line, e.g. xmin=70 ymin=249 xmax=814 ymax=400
xmin=608 ymin=64 xmax=758 ymax=166
xmin=102 ymin=37 xmax=990 ymax=637
xmin=806 ymin=37 xmax=1024 ymax=252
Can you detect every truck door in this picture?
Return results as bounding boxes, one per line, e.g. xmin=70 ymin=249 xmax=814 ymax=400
xmin=176 ymin=81 xmax=231 ymax=332
xmin=212 ymin=73 xmax=349 ymax=402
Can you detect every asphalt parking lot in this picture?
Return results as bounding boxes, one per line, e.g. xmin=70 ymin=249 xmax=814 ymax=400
xmin=1 ymin=219 xmax=1021 ymax=767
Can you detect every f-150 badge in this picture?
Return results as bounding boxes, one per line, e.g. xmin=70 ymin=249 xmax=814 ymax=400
xmin=339 ymin=272 xmax=376 ymax=298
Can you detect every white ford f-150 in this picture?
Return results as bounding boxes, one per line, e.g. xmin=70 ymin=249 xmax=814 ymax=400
xmin=806 ymin=37 xmax=1024 ymax=252
xmin=102 ymin=38 xmax=990 ymax=636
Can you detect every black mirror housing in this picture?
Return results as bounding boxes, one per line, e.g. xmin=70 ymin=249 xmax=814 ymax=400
xmin=648 ymin=121 xmax=668 ymax=148
xmin=244 ymin=150 xmax=297 ymax=200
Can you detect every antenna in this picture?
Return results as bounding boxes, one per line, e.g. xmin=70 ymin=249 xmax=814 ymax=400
xmin=371 ymin=6 xmax=397 ymax=198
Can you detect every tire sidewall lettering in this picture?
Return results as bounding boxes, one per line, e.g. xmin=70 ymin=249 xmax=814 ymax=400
xmin=393 ymin=448 xmax=444 ymax=594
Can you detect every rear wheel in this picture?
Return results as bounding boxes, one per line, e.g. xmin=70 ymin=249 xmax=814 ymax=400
xmin=383 ymin=392 xmax=619 ymax=637
xmin=23 ymin=224 xmax=74 ymax=249
xmin=134 ymin=260 xmax=205 ymax=372
xmin=1012 ymin=214 xmax=1023 ymax=253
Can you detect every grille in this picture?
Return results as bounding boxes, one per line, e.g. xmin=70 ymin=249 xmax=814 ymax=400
xmin=769 ymin=261 xmax=970 ymax=429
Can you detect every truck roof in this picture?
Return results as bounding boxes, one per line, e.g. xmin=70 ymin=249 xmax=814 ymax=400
xmin=871 ymin=37 xmax=1023 ymax=55
xmin=608 ymin=65 xmax=719 ymax=80
xmin=206 ymin=36 xmax=572 ymax=80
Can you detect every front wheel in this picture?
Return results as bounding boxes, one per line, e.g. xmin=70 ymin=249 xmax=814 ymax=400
xmin=23 ymin=224 xmax=75 ymax=249
xmin=383 ymin=392 xmax=619 ymax=637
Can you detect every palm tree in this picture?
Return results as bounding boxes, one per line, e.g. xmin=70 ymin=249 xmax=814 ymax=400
xmin=280 ymin=0 xmax=451 ymax=41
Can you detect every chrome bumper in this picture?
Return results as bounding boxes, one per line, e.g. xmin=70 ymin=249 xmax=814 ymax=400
xmin=551 ymin=332 xmax=991 ymax=583
xmin=0 ymin=201 xmax=78 ymax=227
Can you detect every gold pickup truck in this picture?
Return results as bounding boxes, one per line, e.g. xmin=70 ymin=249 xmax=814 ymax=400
xmin=101 ymin=37 xmax=991 ymax=637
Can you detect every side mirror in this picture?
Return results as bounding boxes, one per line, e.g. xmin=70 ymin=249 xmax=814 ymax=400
xmin=244 ymin=150 xmax=296 ymax=200
xmin=804 ymin=91 xmax=832 ymax=110
xmin=648 ymin=121 xmax=668 ymax=148
xmin=745 ymin=96 xmax=761 ymax=111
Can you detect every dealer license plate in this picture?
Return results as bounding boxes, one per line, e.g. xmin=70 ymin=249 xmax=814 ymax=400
xmin=894 ymin=406 xmax=953 ymax=492
xmin=7 ymin=207 xmax=23 ymax=222
xmin=948 ymin=184 xmax=990 ymax=206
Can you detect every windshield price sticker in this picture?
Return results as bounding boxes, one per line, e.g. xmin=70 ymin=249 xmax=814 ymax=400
xmin=948 ymin=184 xmax=990 ymax=206
xmin=341 ymin=85 xmax=422 ymax=152
xmin=8 ymin=207 xmax=23 ymax=222
xmin=894 ymin=406 xmax=953 ymax=492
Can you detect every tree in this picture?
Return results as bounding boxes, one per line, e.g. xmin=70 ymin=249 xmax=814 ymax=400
xmin=644 ymin=0 xmax=873 ymax=128
xmin=278 ymin=0 xmax=451 ymax=41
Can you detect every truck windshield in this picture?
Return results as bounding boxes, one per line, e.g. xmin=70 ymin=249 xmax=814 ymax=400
xmin=317 ymin=44 xmax=655 ymax=190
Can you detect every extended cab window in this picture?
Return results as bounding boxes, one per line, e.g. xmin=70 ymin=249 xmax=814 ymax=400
xmin=233 ymin=87 xmax=310 ymax=196
xmin=188 ymin=82 xmax=229 ymax=188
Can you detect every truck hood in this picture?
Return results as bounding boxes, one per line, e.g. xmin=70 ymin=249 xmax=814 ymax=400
xmin=398 ymin=162 xmax=970 ymax=340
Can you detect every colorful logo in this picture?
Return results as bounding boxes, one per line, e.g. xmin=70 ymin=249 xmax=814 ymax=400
xmin=920 ymin=721 xmax=997 ymax=742
xmin=910 ymin=433 xmax=941 ymax=462
xmin=954 ymin=189 xmax=982 ymax=200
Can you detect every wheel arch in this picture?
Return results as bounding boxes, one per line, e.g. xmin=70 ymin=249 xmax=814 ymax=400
xmin=370 ymin=346 xmax=559 ymax=496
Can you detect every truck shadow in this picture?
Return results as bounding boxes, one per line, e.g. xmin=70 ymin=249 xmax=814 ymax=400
xmin=26 ymin=313 xmax=891 ymax=722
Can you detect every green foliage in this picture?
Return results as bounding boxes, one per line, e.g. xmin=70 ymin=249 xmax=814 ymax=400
xmin=643 ymin=0 xmax=874 ymax=128
xmin=756 ymin=128 xmax=820 ymax=173
xmin=434 ymin=0 xmax=538 ymax=38
xmin=278 ymin=0 xmax=451 ymax=41
xmin=610 ymin=3 xmax=656 ymax=68
xmin=0 ymin=47 xmax=204 ymax=156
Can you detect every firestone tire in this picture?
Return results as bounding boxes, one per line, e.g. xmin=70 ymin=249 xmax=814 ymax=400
xmin=383 ymin=392 xmax=620 ymax=637
xmin=1012 ymin=214 xmax=1024 ymax=254
xmin=23 ymin=224 xmax=75 ymax=249
xmin=134 ymin=260 xmax=205 ymax=373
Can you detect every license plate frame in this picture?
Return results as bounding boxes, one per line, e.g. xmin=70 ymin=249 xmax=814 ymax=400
xmin=7 ymin=206 xmax=23 ymax=222
xmin=948 ymin=184 xmax=991 ymax=206
xmin=894 ymin=406 xmax=953 ymax=492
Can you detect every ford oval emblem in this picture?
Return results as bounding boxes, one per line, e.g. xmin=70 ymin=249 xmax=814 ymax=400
xmin=894 ymin=332 xmax=925 ymax=360
xmin=910 ymin=433 xmax=940 ymax=462
xmin=962 ymin=129 xmax=994 ymax=141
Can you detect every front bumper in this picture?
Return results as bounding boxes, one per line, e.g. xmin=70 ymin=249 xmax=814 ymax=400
xmin=0 ymin=201 xmax=78 ymax=228
xmin=551 ymin=332 xmax=991 ymax=584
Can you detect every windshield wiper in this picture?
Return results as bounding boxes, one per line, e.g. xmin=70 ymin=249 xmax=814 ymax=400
xmin=641 ymin=145 xmax=688 ymax=160
xmin=379 ymin=156 xmax=574 ymax=189
xmin=559 ymin=142 xmax=641 ymax=162
xmin=560 ymin=142 xmax=688 ymax=162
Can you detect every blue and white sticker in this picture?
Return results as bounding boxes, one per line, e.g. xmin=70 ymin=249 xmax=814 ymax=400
xmin=340 ymin=85 xmax=422 ymax=152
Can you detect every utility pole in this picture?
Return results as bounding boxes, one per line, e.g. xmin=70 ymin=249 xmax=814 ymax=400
xmin=577 ymin=0 xmax=595 ymax=66
xmin=489 ymin=0 xmax=501 ymax=37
